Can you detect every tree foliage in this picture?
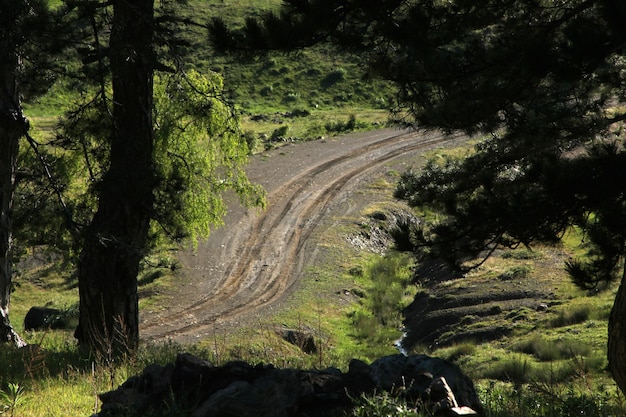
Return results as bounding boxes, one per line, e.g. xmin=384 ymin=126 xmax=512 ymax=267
xmin=153 ymin=69 xmax=265 ymax=245
xmin=51 ymin=0 xmax=266 ymax=354
xmin=385 ymin=0 xmax=626 ymax=286
xmin=0 ymin=0 xmax=266 ymax=354
xmin=37 ymin=1 xmax=267 ymax=253
xmin=211 ymin=0 xmax=626 ymax=285
xmin=211 ymin=0 xmax=626 ymax=394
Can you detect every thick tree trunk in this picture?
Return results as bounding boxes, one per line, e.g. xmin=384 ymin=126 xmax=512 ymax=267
xmin=608 ymin=265 xmax=626 ymax=395
xmin=75 ymin=0 xmax=155 ymax=355
xmin=0 ymin=32 xmax=26 ymax=348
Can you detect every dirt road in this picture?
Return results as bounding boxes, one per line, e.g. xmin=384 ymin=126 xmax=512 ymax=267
xmin=140 ymin=128 xmax=462 ymax=344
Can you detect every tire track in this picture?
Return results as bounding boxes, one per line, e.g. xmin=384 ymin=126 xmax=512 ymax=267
xmin=140 ymin=129 xmax=458 ymax=343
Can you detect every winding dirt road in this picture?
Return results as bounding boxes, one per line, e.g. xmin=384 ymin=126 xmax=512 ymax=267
xmin=139 ymin=128 xmax=463 ymax=344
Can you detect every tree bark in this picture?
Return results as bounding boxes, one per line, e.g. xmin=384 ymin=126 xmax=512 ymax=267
xmin=75 ymin=0 xmax=155 ymax=355
xmin=608 ymin=264 xmax=626 ymax=395
xmin=0 ymin=20 xmax=27 ymax=348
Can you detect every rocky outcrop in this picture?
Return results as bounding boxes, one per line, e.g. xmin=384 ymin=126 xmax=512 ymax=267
xmin=95 ymin=353 xmax=482 ymax=417
xmin=347 ymin=209 xmax=420 ymax=254
xmin=277 ymin=327 xmax=318 ymax=354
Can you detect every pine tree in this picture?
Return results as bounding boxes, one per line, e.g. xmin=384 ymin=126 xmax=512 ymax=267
xmin=210 ymin=0 xmax=626 ymax=394
xmin=66 ymin=0 xmax=265 ymax=355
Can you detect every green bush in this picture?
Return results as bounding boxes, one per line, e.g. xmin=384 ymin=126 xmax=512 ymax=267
xmin=548 ymin=305 xmax=591 ymax=328
xmin=271 ymin=125 xmax=290 ymax=139
xmin=439 ymin=342 xmax=477 ymax=362
xmin=497 ymin=265 xmax=532 ymax=281
xmin=521 ymin=337 xmax=557 ymax=361
xmin=283 ymin=92 xmax=299 ymax=102
xmin=322 ymin=67 xmax=347 ymax=88
xmin=241 ymin=130 xmax=259 ymax=154
xmin=324 ymin=114 xmax=361 ymax=133
xmin=483 ymin=355 xmax=535 ymax=384
xmin=259 ymin=85 xmax=273 ymax=96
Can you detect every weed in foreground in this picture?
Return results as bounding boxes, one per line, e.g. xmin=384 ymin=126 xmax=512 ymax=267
xmin=0 ymin=382 xmax=26 ymax=417
xmin=478 ymin=380 xmax=626 ymax=417
xmin=351 ymin=391 xmax=428 ymax=417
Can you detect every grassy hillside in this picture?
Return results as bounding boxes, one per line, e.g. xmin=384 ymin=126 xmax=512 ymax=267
xmin=5 ymin=142 xmax=625 ymax=416
xmin=25 ymin=0 xmax=394 ymax=147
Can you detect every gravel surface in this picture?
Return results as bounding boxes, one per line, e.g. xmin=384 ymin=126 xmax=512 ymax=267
xmin=139 ymin=128 xmax=467 ymax=344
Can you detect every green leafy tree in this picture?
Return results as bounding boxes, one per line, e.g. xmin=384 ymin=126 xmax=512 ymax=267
xmin=209 ymin=0 xmax=626 ymax=394
xmin=54 ymin=1 xmax=265 ymax=355
xmin=153 ymin=70 xmax=264 ymax=245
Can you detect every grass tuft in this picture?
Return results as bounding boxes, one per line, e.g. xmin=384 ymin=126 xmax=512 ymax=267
xmin=548 ymin=305 xmax=591 ymax=328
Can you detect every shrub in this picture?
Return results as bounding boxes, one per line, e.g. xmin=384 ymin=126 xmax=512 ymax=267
xmin=324 ymin=114 xmax=360 ymax=134
xmin=497 ymin=265 xmax=532 ymax=281
xmin=321 ymin=67 xmax=347 ymax=88
xmin=512 ymin=336 xmax=592 ymax=362
xmin=259 ymin=85 xmax=273 ymax=96
xmin=512 ymin=336 xmax=562 ymax=362
xmin=439 ymin=342 xmax=477 ymax=362
xmin=271 ymin=125 xmax=289 ymax=140
xmin=349 ymin=254 xmax=415 ymax=345
xmin=288 ymin=108 xmax=311 ymax=117
xmin=241 ymin=130 xmax=259 ymax=154
xmin=262 ymin=57 xmax=277 ymax=69
xmin=284 ymin=92 xmax=299 ymax=102
xmin=483 ymin=355 xmax=535 ymax=384
xmin=548 ymin=305 xmax=590 ymax=328
xmin=350 ymin=310 xmax=378 ymax=341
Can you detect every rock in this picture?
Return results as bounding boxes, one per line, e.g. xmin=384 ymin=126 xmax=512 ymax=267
xmin=430 ymin=376 xmax=458 ymax=414
xmin=449 ymin=406 xmax=480 ymax=415
xmin=277 ymin=328 xmax=318 ymax=354
xmin=99 ymin=362 xmax=175 ymax=416
xmin=191 ymin=380 xmax=251 ymax=417
xmin=226 ymin=369 xmax=303 ymax=417
xmin=488 ymin=305 xmax=502 ymax=315
xmin=95 ymin=353 xmax=482 ymax=417
xmin=367 ymin=354 xmax=482 ymax=412
xmin=23 ymin=307 xmax=65 ymax=331
xmin=348 ymin=208 xmax=420 ymax=254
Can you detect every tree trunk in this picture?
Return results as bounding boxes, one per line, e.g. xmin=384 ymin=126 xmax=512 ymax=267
xmin=608 ymin=264 xmax=626 ymax=395
xmin=0 ymin=27 xmax=27 ymax=348
xmin=75 ymin=0 xmax=155 ymax=355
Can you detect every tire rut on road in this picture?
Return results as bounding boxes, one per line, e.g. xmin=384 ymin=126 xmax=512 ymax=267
xmin=140 ymin=128 xmax=461 ymax=343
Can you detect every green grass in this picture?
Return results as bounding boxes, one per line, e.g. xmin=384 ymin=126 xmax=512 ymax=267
xmin=4 ymin=188 xmax=626 ymax=416
xmin=24 ymin=0 xmax=394 ymax=147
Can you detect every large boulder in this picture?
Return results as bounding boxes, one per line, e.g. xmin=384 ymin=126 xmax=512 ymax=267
xmin=366 ymin=354 xmax=482 ymax=411
xmin=96 ymin=353 xmax=482 ymax=417
xmin=23 ymin=307 xmax=65 ymax=331
xmin=277 ymin=327 xmax=318 ymax=354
